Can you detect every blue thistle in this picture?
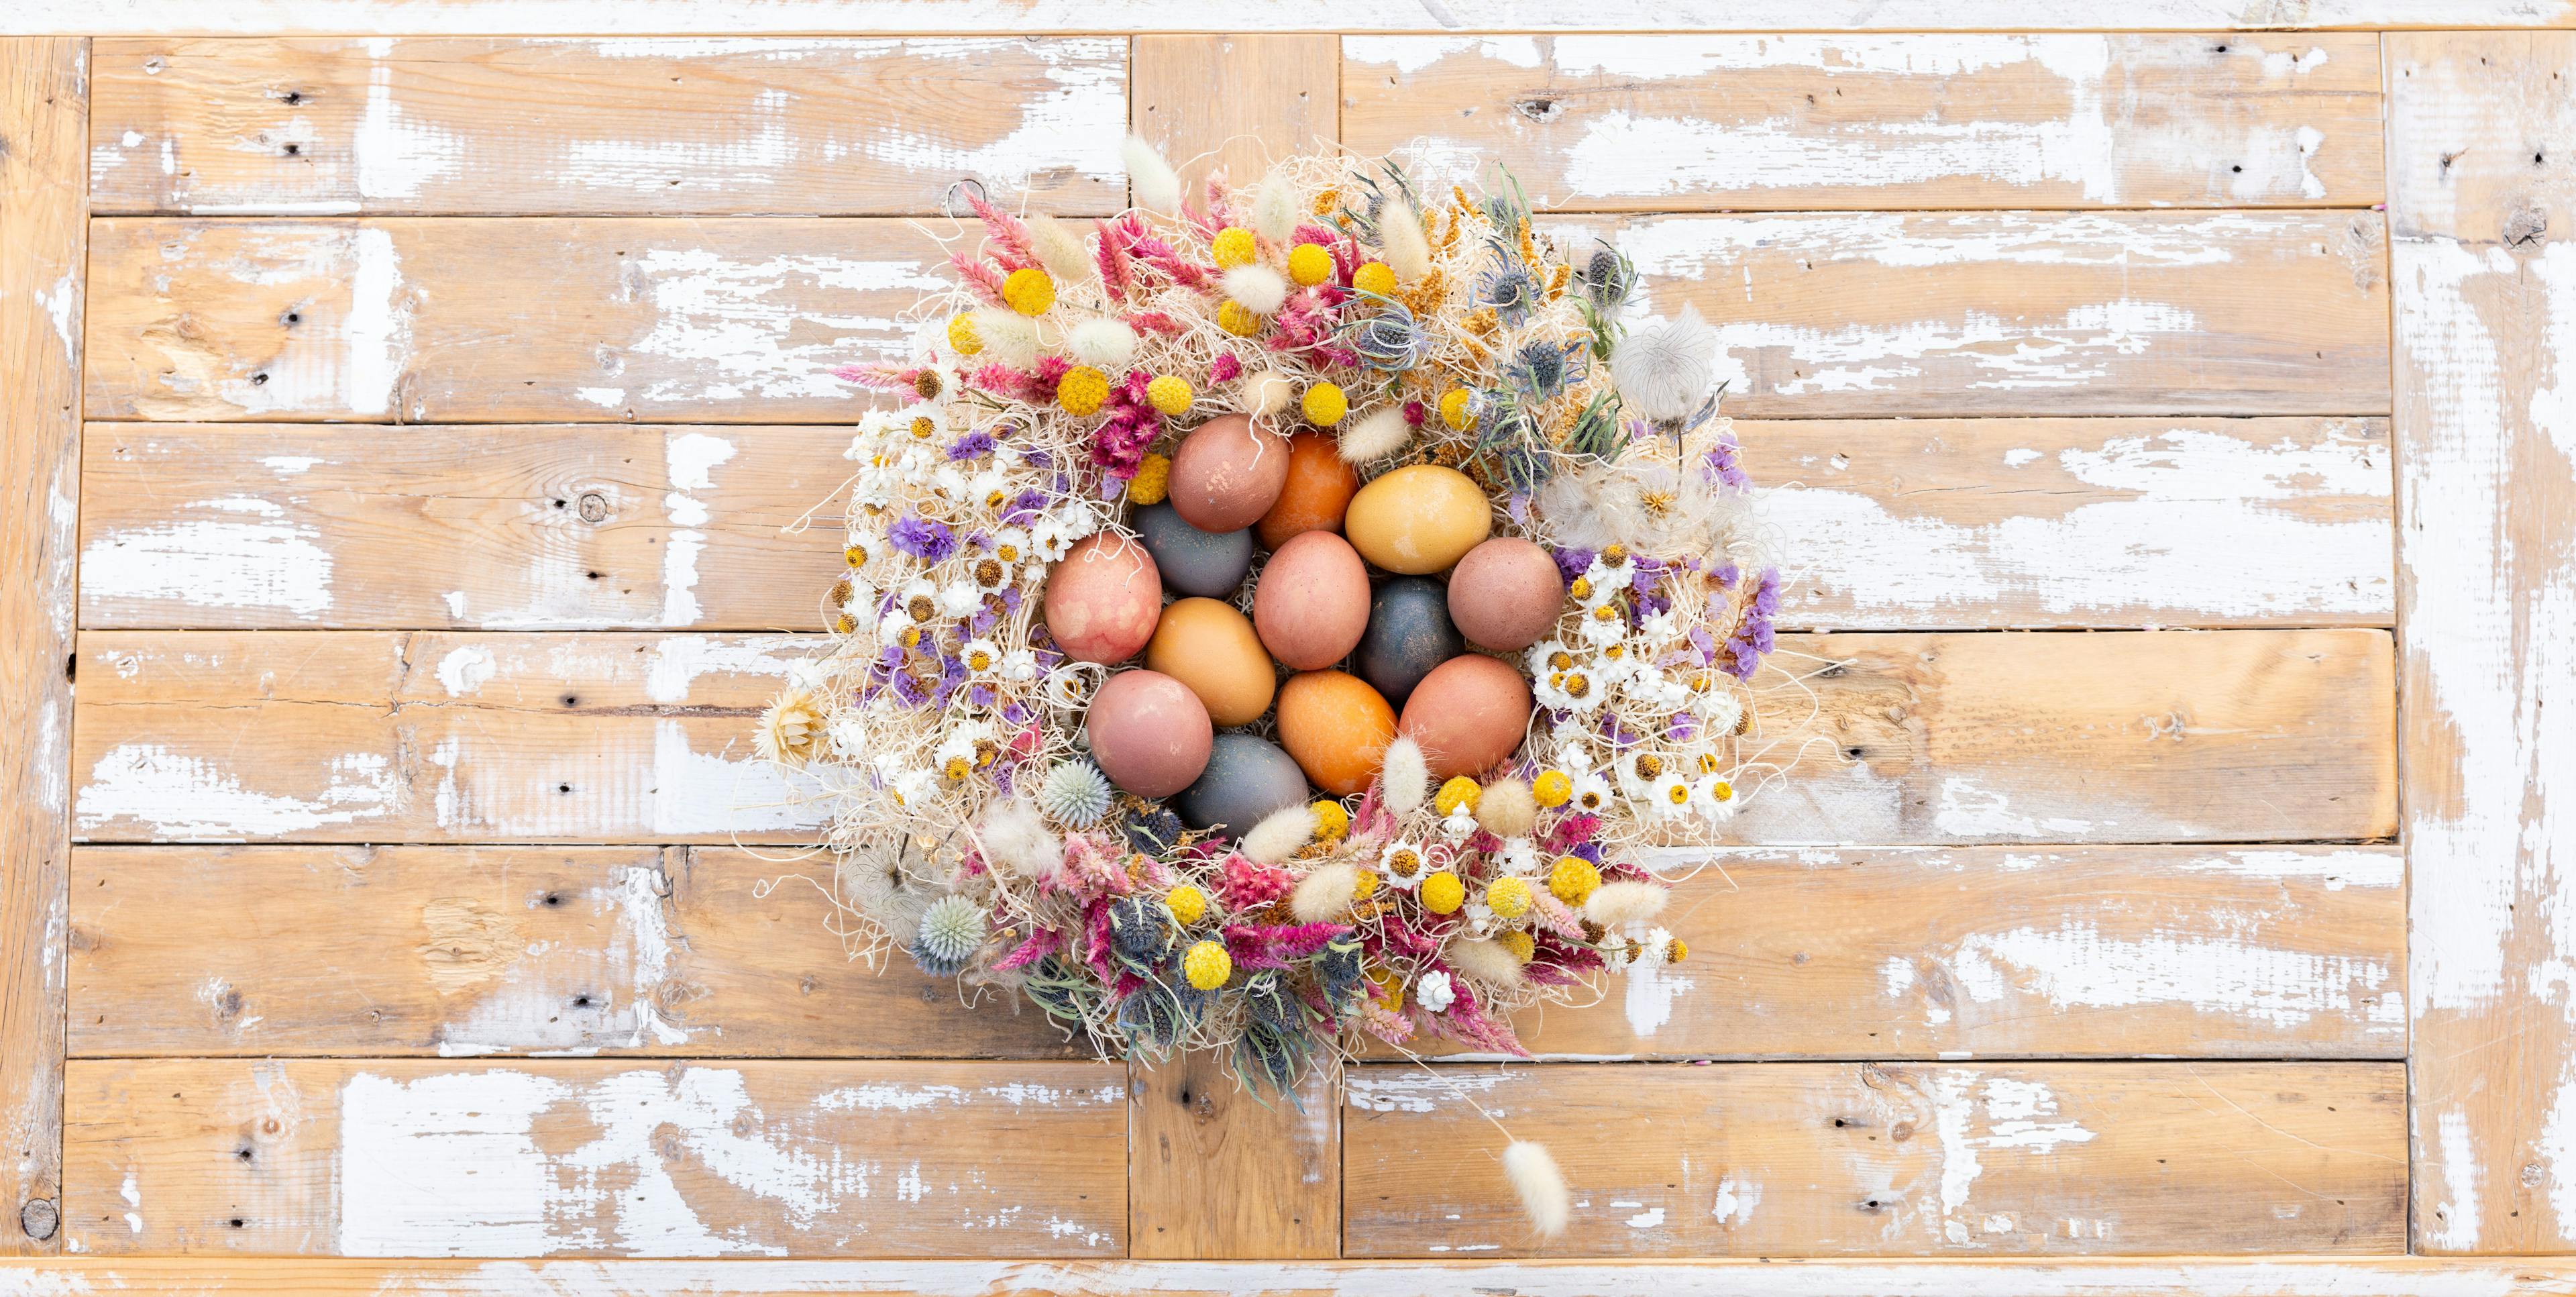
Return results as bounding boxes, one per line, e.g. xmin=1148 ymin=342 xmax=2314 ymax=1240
xmin=1342 ymin=296 xmax=1433 ymax=372
xmin=1474 ymin=260 xmax=1542 ymax=329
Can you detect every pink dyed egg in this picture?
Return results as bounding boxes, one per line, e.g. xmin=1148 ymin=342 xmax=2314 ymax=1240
xmin=1446 ymin=537 xmax=1566 ymax=652
xmin=1169 ymin=412 xmax=1291 ymax=532
xmin=1087 ymin=669 xmax=1213 ymax=798
xmin=1253 ymin=530 xmax=1371 ymax=671
xmin=1042 ymin=531 xmax=1162 ymax=664
xmin=1399 ymin=654 xmax=1533 ymax=779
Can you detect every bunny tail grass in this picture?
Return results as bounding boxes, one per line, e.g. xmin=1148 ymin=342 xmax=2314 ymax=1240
xmin=1503 ymin=1140 xmax=1570 ymax=1238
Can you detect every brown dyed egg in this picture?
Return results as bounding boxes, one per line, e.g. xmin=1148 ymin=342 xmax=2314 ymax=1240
xmin=1447 ymin=537 xmax=1566 ymax=652
xmin=1275 ymin=670 xmax=1397 ymax=796
xmin=1146 ymin=597 xmax=1277 ymax=727
xmin=1256 ymin=431 xmax=1361 ymax=550
xmin=1344 ymin=464 xmax=1493 ymax=575
xmin=1399 ymin=654 xmax=1533 ymax=780
xmin=1169 ymin=412 xmax=1290 ymax=533
xmin=1086 ymin=669 xmax=1212 ymax=798
xmin=1042 ymin=531 xmax=1163 ymax=664
xmin=1252 ymin=530 xmax=1371 ymax=670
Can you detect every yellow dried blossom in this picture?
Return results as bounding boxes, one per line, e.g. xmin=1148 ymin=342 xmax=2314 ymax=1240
xmin=1531 ymin=770 xmax=1573 ymax=808
xmin=1057 ymin=365 xmax=1110 ymax=417
xmin=1351 ymin=260 xmax=1397 ymax=298
xmin=1301 ymin=382 xmax=1348 ymax=426
xmin=1165 ymin=883 xmax=1207 ymax=926
xmin=1145 ymin=374 xmax=1193 ymax=417
xmin=1287 ymin=242 xmax=1335 ymax=287
xmin=1211 ymin=226 xmax=1258 ymax=268
xmin=1127 ymin=452 xmax=1172 ymax=506
xmin=1313 ymin=188 xmax=1342 ymax=217
xmin=1485 ymin=875 xmax=1534 ymax=920
xmin=1351 ymin=867 xmax=1379 ymax=900
xmin=1548 ymin=855 xmax=1601 ymax=905
xmin=1500 ymin=929 xmax=1537 ymax=963
xmin=945 ymin=313 xmax=983 ymax=355
xmin=1421 ymin=870 xmax=1465 ymax=915
xmin=1218 ymin=300 xmax=1264 ymax=336
xmin=1667 ymin=938 xmax=1690 ymax=964
xmin=843 ymin=541 xmax=870 ymax=568
xmin=1182 ymin=939 xmax=1232 ymax=990
xmin=1001 ymin=267 xmax=1055 ymax=316
xmin=1439 ymin=388 xmax=1474 ymax=431
xmin=1434 ymin=776 xmax=1481 ymax=817
xmin=1311 ymin=800 xmax=1350 ymax=841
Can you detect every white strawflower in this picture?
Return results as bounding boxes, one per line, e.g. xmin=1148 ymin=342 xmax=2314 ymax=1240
xmin=1415 ymin=970 xmax=1455 ymax=1013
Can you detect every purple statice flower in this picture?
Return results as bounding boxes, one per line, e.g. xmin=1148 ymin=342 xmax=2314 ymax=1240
xmin=968 ymin=605 xmax=1000 ymax=635
xmin=948 ymin=430 xmax=997 ymax=461
xmin=889 ymin=670 xmax=929 ymax=708
xmin=1688 ymin=625 xmax=1717 ymax=664
xmin=1550 ymin=546 xmax=1594 ymax=586
xmin=1667 ymin=716 xmax=1698 ymax=741
xmin=1000 ymin=586 xmax=1024 ymax=612
xmin=1752 ymin=566 xmax=1781 ymax=617
xmin=1002 ymin=489 xmax=1047 ymax=525
xmin=1002 ymin=701 xmax=1032 ymax=727
xmin=889 ymin=514 xmax=957 ymax=563
xmin=1019 ymin=447 xmax=1053 ymax=469
xmin=1700 ymin=435 xmax=1752 ymax=491
xmin=965 ymin=682 xmax=998 ymax=710
xmin=1713 ymin=563 xmax=1739 ymax=587
xmin=1720 ymin=566 xmax=1781 ymax=680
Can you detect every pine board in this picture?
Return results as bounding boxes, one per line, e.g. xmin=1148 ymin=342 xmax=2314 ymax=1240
xmin=1132 ymin=36 xmax=1338 ymax=198
xmin=1128 ymin=1052 xmax=1339 ymax=1259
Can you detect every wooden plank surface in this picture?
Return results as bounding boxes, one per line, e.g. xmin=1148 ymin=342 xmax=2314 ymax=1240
xmin=62 ymin=1059 xmax=1128 ymax=1257
xmin=1128 ymin=1053 xmax=1338 ymax=1259
xmin=66 ymin=630 xmax=2394 ymax=847
xmin=2385 ymin=30 xmax=2576 ymax=1255
xmin=85 ymin=211 xmax=2389 ymax=424
xmin=1344 ymin=1061 xmax=2407 ymax=1257
xmin=1346 ymin=34 xmax=2385 ymax=211
xmin=0 ymin=34 xmax=86 ymax=1255
xmin=1132 ymin=36 xmax=1338 ymax=196
xmin=87 ymin=37 xmax=1128 ymax=217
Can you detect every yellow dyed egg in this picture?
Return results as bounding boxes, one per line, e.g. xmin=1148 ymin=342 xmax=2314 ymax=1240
xmin=1342 ymin=464 xmax=1494 ymax=575
xmin=1146 ymin=597 xmax=1277 ymax=727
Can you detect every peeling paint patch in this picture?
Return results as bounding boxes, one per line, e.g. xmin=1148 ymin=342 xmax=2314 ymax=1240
xmin=77 ymin=743 xmax=393 ymax=841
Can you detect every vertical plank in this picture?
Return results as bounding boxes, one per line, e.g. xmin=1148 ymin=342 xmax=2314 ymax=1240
xmin=0 ymin=36 xmax=85 ymax=1255
xmin=1131 ymin=35 xmax=1338 ymax=194
xmin=2387 ymin=31 xmax=2576 ymax=1255
xmin=1128 ymin=1053 xmax=1338 ymax=1259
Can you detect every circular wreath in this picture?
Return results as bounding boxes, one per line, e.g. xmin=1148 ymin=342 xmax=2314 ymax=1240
xmin=758 ymin=147 xmax=1780 ymax=1163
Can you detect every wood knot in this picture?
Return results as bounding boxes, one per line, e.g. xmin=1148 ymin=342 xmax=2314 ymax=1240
xmin=2504 ymin=203 xmax=2549 ymax=251
xmin=19 ymin=1198 xmax=57 ymax=1241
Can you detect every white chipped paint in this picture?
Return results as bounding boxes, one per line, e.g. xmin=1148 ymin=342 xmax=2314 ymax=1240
xmin=193 ymin=225 xmax=414 ymax=417
xmin=353 ymin=38 xmax=462 ymax=199
xmin=119 ymin=1171 xmax=140 ymax=1235
xmin=2430 ymin=1107 xmax=2485 ymax=1251
xmin=341 ymin=226 xmax=408 ymax=413
xmin=1931 ymin=778 xmax=2096 ymax=839
xmin=564 ymin=88 xmax=794 ymax=191
xmin=651 ymin=719 xmax=831 ymax=837
xmin=853 ymin=44 xmax=1124 ymax=193
xmin=1624 ymin=1206 xmax=1666 ymax=1229
xmin=642 ymin=634 xmax=801 ymax=703
xmin=1711 ymin=1176 xmax=1760 ymax=1226
xmin=2176 ymin=847 xmax=2402 ymax=890
xmin=35 ymin=269 xmax=78 ymax=358
xmin=76 ymin=743 xmax=393 ymax=841
xmin=619 ymin=865 xmax=689 ymax=1047
xmin=576 ymin=386 xmax=627 ymax=407
xmin=1344 ymin=1072 xmax=1511 ymax=1114
xmin=262 ymin=454 xmax=324 ymax=474
xmin=660 ymin=432 xmax=739 ymax=627
xmin=1930 ymin=1072 xmax=2097 ymax=1245
xmin=1621 ymin=955 xmax=1691 ymax=1037
xmin=83 ymin=506 xmax=335 ymax=619
xmin=1896 ymin=921 xmax=2401 ymax=1031
xmin=625 ymin=248 xmax=943 ymax=406
xmin=435 ymin=645 xmax=497 ymax=696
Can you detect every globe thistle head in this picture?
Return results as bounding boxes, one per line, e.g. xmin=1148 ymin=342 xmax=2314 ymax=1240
xmin=1038 ymin=761 xmax=1114 ymax=827
xmin=1108 ymin=894 xmax=1173 ymax=964
xmin=1504 ymin=338 xmax=1586 ymax=403
xmin=911 ymin=894 xmax=987 ymax=977
xmin=1576 ymin=244 xmax=1635 ymax=313
xmin=1474 ymin=260 xmax=1541 ymax=329
xmin=1344 ymin=299 xmax=1432 ymax=372
xmin=1122 ymin=805 xmax=1184 ymax=856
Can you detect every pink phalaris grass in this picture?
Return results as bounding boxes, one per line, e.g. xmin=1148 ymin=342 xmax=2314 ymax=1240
xmin=1436 ymin=988 xmax=1533 ymax=1058
xmin=994 ymin=928 xmax=1063 ymax=972
xmin=1094 ymin=219 xmax=1137 ymax=302
xmin=1125 ymin=310 xmax=1188 ymax=338
xmin=949 ymin=252 xmax=1010 ymax=306
xmin=963 ymin=190 xmax=1040 ymax=272
xmin=1216 ymin=853 xmax=1291 ymax=909
xmin=1527 ymin=892 xmax=1589 ymax=941
xmin=831 ymin=362 xmax=920 ymax=392
xmin=1359 ymin=1000 xmax=1415 ymax=1045
xmin=969 ymin=362 xmax=1053 ymax=405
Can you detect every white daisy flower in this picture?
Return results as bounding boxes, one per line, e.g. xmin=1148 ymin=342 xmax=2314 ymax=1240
xmin=898 ymin=401 xmax=947 ymax=442
xmin=938 ymin=580 xmax=983 ymax=619
xmin=1414 ymin=970 xmax=1455 ymax=1013
xmin=1694 ymin=774 xmax=1739 ymax=823
xmin=964 ymin=551 xmax=1015 ymax=596
xmin=1576 ymin=602 xmax=1630 ymax=646
xmin=1030 ymin=515 xmax=1081 ymax=562
xmin=988 ymin=527 xmax=1032 ymax=567
xmin=1636 ymin=607 xmax=1681 ymax=645
xmin=969 ymin=469 xmax=1012 ymax=515
xmin=1570 ymin=772 xmax=1615 ymax=814
xmin=1697 ymin=688 xmax=1746 ymax=735
xmin=1000 ymin=647 xmax=1040 ymax=681
xmin=1646 ymin=771 xmax=1695 ymax=821
xmin=1525 ymin=639 xmax=1578 ymax=679
xmin=931 ymin=464 xmax=973 ymax=504
xmin=1573 ymin=560 xmax=1633 ymax=608
xmin=959 ymin=638 xmax=1006 ymax=678
xmin=1379 ymin=839 xmax=1429 ymax=890
xmin=826 ymin=713 xmax=869 ymax=759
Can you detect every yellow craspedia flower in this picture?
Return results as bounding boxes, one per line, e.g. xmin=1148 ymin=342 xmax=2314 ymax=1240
xmin=1311 ymin=800 xmax=1350 ymax=841
xmin=1434 ymin=776 xmax=1481 ymax=817
xmin=1127 ymin=452 xmax=1172 ymax=505
xmin=1438 ymin=388 xmax=1474 ymax=431
xmin=1165 ymin=884 xmax=1207 ymax=927
xmin=1352 ymin=260 xmax=1397 ymax=297
xmin=1352 ymin=868 xmax=1380 ymax=900
xmin=1531 ymin=770 xmax=1573 ymax=808
xmin=1218 ymin=300 xmax=1264 ymax=336
xmin=1211 ymin=226 xmax=1258 ymax=269
xmin=1001 ymin=266 xmax=1055 ymax=317
xmin=1302 ymin=382 xmax=1348 ymax=426
xmin=1500 ymin=929 xmax=1537 ymax=963
xmin=1548 ymin=855 xmax=1601 ymax=905
xmin=1485 ymin=875 xmax=1534 ymax=920
xmin=1182 ymin=938 xmax=1232 ymax=990
xmin=1057 ymin=365 xmax=1110 ymax=417
xmin=1287 ymin=242 xmax=1335 ymax=287
xmin=946 ymin=313 xmax=983 ymax=356
xmin=1421 ymin=870 xmax=1464 ymax=915
xmin=1145 ymin=374 xmax=1193 ymax=417
xmin=1667 ymin=938 xmax=1690 ymax=964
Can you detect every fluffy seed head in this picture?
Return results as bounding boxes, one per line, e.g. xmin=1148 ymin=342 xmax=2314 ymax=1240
xmin=1378 ymin=195 xmax=1432 ymax=281
xmin=1379 ymin=735 xmax=1430 ymax=815
xmin=1583 ymin=879 xmax=1668 ymax=927
xmin=1250 ymin=166 xmax=1300 ymax=242
xmin=1289 ymin=861 xmax=1360 ymax=923
xmin=1609 ymin=304 xmax=1719 ymax=423
xmin=1475 ymin=777 xmax=1538 ymax=839
xmin=967 ymin=307 xmax=1039 ymax=370
xmin=976 ymin=796 xmax=1062 ymax=880
xmin=1338 ymin=405 xmax=1411 ymax=464
xmin=1068 ymin=317 xmax=1138 ymax=369
xmin=1446 ymin=935 xmax=1526 ymax=986
xmin=1504 ymin=1141 xmax=1571 ymax=1238
xmin=1245 ymin=369 xmax=1296 ymax=417
xmin=1244 ymin=803 xmax=1320 ymax=866
xmin=1223 ymin=264 xmax=1289 ymax=315
xmin=1024 ymin=211 xmax=1094 ymax=286
xmin=1121 ymin=134 xmax=1183 ymax=213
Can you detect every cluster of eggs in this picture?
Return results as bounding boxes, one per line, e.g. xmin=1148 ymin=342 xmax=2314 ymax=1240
xmin=1041 ymin=413 xmax=1566 ymax=835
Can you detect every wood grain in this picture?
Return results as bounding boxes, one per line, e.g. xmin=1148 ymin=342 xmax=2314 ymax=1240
xmin=87 ymin=38 xmax=1128 ymax=217
xmin=1133 ymin=36 xmax=1338 ymax=199
xmin=1128 ymin=1052 xmax=1338 ymax=1259
xmin=86 ymin=211 xmax=2388 ymax=424
xmin=1344 ymin=1061 xmax=2406 ymax=1257
xmin=2385 ymin=30 xmax=2576 ymax=1255
xmin=1346 ymin=34 xmax=2385 ymax=211
xmin=62 ymin=1058 xmax=1126 ymax=1257
xmin=0 ymin=34 xmax=86 ymax=1255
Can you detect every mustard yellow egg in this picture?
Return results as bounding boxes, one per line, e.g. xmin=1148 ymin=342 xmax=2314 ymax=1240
xmin=1343 ymin=464 xmax=1494 ymax=575
xmin=1146 ymin=597 xmax=1277 ymax=727
xmin=1275 ymin=670 xmax=1397 ymax=796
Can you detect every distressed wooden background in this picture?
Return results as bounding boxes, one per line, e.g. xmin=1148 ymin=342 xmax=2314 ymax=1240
xmin=2 ymin=10 xmax=2574 ymax=1295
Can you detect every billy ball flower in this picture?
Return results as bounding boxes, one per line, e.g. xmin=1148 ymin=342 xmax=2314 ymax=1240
xmin=1211 ymin=226 xmax=1258 ymax=268
xmin=1531 ymin=769 xmax=1572 ymax=808
xmin=1500 ymin=929 xmax=1537 ymax=962
xmin=1302 ymin=382 xmax=1348 ymax=425
xmin=1165 ymin=884 xmax=1208 ymax=926
xmin=1433 ymin=776 xmax=1481 ymax=817
xmin=1548 ymin=854 xmax=1601 ymax=904
xmin=1001 ymin=267 xmax=1055 ymax=317
xmin=1287 ymin=241 xmax=1335 ymax=287
xmin=946 ymin=313 xmax=982 ymax=355
xmin=1218 ymin=301 xmax=1265 ymax=337
xmin=1421 ymin=870 xmax=1465 ymax=915
xmin=1145 ymin=375 xmax=1193 ymax=417
xmin=1485 ymin=875 xmax=1534 ymax=920
xmin=1182 ymin=939 xmax=1233 ymax=990
xmin=1311 ymin=800 xmax=1350 ymax=842
xmin=1439 ymin=388 xmax=1474 ymax=431
xmin=1057 ymin=365 xmax=1111 ymax=417
xmin=1352 ymin=260 xmax=1397 ymax=298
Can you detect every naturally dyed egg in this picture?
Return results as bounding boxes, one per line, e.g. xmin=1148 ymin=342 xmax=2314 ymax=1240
xmin=1169 ymin=412 xmax=1290 ymax=533
xmin=1042 ymin=532 xmax=1161 ymax=664
xmin=1145 ymin=597 xmax=1276 ymax=727
xmin=1343 ymin=464 xmax=1493 ymax=575
xmin=1252 ymin=530 xmax=1372 ymax=670
xmin=1353 ymin=576 xmax=1462 ymax=709
xmin=1086 ymin=669 xmax=1212 ymax=798
xmin=1399 ymin=654 xmax=1532 ymax=780
xmin=1446 ymin=537 xmax=1566 ymax=652
xmin=1275 ymin=670 xmax=1397 ymax=796
xmin=1135 ymin=503 xmax=1254 ymax=599
xmin=1256 ymin=431 xmax=1361 ymax=549
xmin=1175 ymin=733 xmax=1311 ymax=835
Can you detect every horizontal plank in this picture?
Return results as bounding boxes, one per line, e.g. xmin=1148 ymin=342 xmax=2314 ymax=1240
xmin=70 ymin=845 xmax=2404 ymax=1061
xmin=86 ymin=211 xmax=2389 ymax=424
xmin=62 ymin=1059 xmax=1128 ymax=1257
xmin=67 ymin=845 xmax=1081 ymax=1058
xmin=66 ymin=629 xmax=2395 ymax=845
xmin=1346 ymin=34 xmax=2385 ymax=210
xmin=89 ymin=38 xmax=1127 ymax=216
xmin=1344 ymin=1061 xmax=2406 ymax=1257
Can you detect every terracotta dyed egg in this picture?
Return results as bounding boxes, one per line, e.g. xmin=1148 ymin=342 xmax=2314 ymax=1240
xmin=1145 ymin=597 xmax=1277 ymax=727
xmin=1354 ymin=576 xmax=1462 ymax=709
xmin=1275 ymin=670 xmax=1398 ymax=796
xmin=1135 ymin=503 xmax=1254 ymax=599
xmin=1446 ymin=537 xmax=1566 ymax=652
xmin=1252 ymin=530 xmax=1371 ymax=671
xmin=1169 ymin=413 xmax=1290 ymax=533
xmin=1042 ymin=532 xmax=1162 ymax=664
xmin=1086 ymin=669 xmax=1212 ymax=798
xmin=1343 ymin=464 xmax=1493 ymax=575
xmin=1256 ymin=431 xmax=1361 ymax=550
xmin=1175 ymin=733 xmax=1311 ymax=835
xmin=1399 ymin=654 xmax=1532 ymax=780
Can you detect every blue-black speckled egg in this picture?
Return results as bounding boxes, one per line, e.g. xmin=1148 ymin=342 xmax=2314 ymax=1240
xmin=1353 ymin=576 xmax=1462 ymax=709
xmin=1173 ymin=733 xmax=1311 ymax=837
xmin=1135 ymin=503 xmax=1254 ymax=599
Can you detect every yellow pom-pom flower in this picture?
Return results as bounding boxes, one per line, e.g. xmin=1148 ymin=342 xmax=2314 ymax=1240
xmin=1287 ymin=242 xmax=1335 ymax=287
xmin=1145 ymin=374 xmax=1194 ymax=417
xmin=1302 ymin=382 xmax=1348 ymax=426
xmin=1127 ymin=452 xmax=1172 ymax=505
xmin=1218 ymin=301 xmax=1264 ymax=337
xmin=1421 ymin=870 xmax=1465 ymax=915
xmin=1001 ymin=267 xmax=1055 ymax=317
xmin=1434 ymin=776 xmax=1481 ymax=817
xmin=1311 ymin=800 xmax=1350 ymax=841
xmin=1057 ymin=365 xmax=1110 ymax=417
xmin=1500 ymin=929 xmax=1537 ymax=963
xmin=1182 ymin=938 xmax=1232 ymax=990
xmin=1211 ymin=226 xmax=1258 ymax=269
xmin=1531 ymin=770 xmax=1573 ymax=808
xmin=1352 ymin=260 xmax=1397 ymax=297
xmin=1485 ymin=875 xmax=1534 ymax=920
xmin=1548 ymin=855 xmax=1601 ymax=905
xmin=1165 ymin=884 xmax=1207 ymax=926
xmin=1667 ymin=938 xmax=1690 ymax=964
xmin=946 ymin=313 xmax=983 ymax=356
xmin=1352 ymin=868 xmax=1380 ymax=900
xmin=1438 ymin=388 xmax=1474 ymax=431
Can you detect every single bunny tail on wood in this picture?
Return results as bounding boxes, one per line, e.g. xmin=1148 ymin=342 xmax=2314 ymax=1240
xmin=1503 ymin=1139 xmax=1571 ymax=1239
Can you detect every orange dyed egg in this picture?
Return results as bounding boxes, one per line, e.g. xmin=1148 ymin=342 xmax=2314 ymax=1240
xmin=1146 ymin=597 xmax=1277 ymax=727
xmin=1252 ymin=530 xmax=1371 ymax=671
xmin=1343 ymin=464 xmax=1493 ymax=575
xmin=1275 ymin=670 xmax=1397 ymax=796
xmin=1399 ymin=654 xmax=1532 ymax=779
xmin=1169 ymin=413 xmax=1290 ymax=533
xmin=1042 ymin=532 xmax=1161 ymax=664
xmin=1256 ymin=431 xmax=1361 ymax=550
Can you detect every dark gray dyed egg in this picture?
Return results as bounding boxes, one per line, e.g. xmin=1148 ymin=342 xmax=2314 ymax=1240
xmin=1173 ymin=733 xmax=1311 ymax=837
xmin=1134 ymin=503 xmax=1255 ymax=599
xmin=1353 ymin=576 xmax=1462 ymax=709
